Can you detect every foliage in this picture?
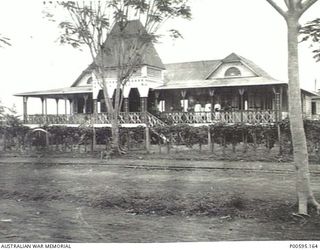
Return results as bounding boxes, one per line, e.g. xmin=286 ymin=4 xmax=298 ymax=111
xmin=300 ymin=18 xmax=320 ymax=62
xmin=153 ymin=124 xmax=207 ymax=147
xmin=0 ymin=102 xmax=22 ymax=127
xmin=2 ymin=119 xmax=320 ymax=159
xmin=153 ymin=122 xmax=280 ymax=150
xmin=0 ymin=34 xmax=11 ymax=48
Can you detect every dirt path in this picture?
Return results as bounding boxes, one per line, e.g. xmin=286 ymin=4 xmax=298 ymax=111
xmin=0 ymin=158 xmax=320 ymax=242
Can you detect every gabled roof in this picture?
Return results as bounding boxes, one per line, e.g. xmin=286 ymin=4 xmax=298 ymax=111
xmin=208 ymin=53 xmax=271 ymax=78
xmin=71 ymin=65 xmax=93 ymax=87
xmin=236 ymin=54 xmax=273 ymax=79
xmin=159 ymin=53 xmax=284 ymax=90
xmin=221 ymin=52 xmax=242 ymax=63
xmin=164 ymin=53 xmax=276 ymax=81
xmin=14 ymin=85 xmax=92 ymax=98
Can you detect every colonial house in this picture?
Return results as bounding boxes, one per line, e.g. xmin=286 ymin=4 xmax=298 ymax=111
xmin=15 ymin=20 xmax=318 ymax=127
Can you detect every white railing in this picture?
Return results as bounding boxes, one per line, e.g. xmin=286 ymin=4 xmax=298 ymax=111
xmin=26 ymin=110 xmax=280 ymax=126
xmin=26 ymin=112 xmax=145 ymax=125
xmin=160 ymin=110 xmax=279 ymax=124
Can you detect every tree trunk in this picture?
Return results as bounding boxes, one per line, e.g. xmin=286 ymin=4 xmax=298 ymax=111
xmin=286 ymin=15 xmax=320 ymax=214
xmin=145 ymin=126 xmax=150 ymax=154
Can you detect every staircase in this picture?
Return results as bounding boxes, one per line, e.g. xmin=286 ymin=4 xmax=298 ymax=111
xmin=145 ymin=112 xmax=169 ymax=142
xmin=146 ymin=112 xmax=167 ymax=127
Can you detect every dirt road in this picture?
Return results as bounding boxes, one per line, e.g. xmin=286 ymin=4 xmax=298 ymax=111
xmin=0 ymin=158 xmax=319 ymax=242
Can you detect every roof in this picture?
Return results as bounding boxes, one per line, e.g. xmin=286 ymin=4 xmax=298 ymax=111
xmin=164 ymin=60 xmax=221 ymax=82
xmin=71 ymin=20 xmax=165 ymax=87
xmin=15 ymin=53 xmax=289 ymax=97
xmin=71 ymin=65 xmax=93 ymax=87
xmin=155 ymin=77 xmax=285 ymax=90
xmin=158 ymin=52 xmax=284 ymax=90
xmin=301 ymin=88 xmax=320 ymax=97
xmin=100 ymin=20 xmax=165 ymax=70
xmin=220 ymin=53 xmax=272 ymax=78
xmin=14 ymin=85 xmax=92 ymax=98
xmin=236 ymin=54 xmax=274 ymax=78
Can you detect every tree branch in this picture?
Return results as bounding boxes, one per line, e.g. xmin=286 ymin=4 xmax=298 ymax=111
xmin=266 ymin=0 xmax=287 ymax=18
xmin=301 ymin=0 xmax=318 ymax=14
xmin=284 ymin=0 xmax=291 ymax=9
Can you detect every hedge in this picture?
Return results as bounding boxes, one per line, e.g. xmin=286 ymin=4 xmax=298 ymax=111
xmin=0 ymin=119 xmax=319 ymax=156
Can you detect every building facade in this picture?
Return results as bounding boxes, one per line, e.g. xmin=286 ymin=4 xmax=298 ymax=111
xmin=15 ymin=21 xmax=318 ymax=127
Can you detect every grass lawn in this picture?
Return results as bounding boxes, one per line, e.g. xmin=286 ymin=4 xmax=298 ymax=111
xmin=0 ymin=157 xmax=320 ymax=242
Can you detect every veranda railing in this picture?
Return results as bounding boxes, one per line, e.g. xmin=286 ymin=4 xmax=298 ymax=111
xmin=26 ymin=110 xmax=280 ymax=125
xmin=159 ymin=110 xmax=279 ymax=124
xmin=26 ymin=112 xmax=144 ymax=125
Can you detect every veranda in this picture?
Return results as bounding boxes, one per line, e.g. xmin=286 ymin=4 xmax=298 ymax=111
xmin=19 ymin=84 xmax=289 ymax=127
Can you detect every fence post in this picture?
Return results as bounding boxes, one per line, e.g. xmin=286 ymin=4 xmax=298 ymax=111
xmin=0 ymin=133 xmax=4 ymax=151
xmin=243 ymin=131 xmax=248 ymax=153
xmin=127 ymin=130 xmax=130 ymax=151
xmin=45 ymin=132 xmax=49 ymax=150
xmin=91 ymin=127 xmax=96 ymax=153
xmin=167 ymin=134 xmax=171 ymax=154
xmin=211 ymin=136 xmax=214 ymax=153
xmin=208 ymin=128 xmax=212 ymax=152
xmin=222 ymin=136 xmax=226 ymax=156
xmin=277 ymin=123 xmax=282 ymax=155
xmin=145 ymin=126 xmax=150 ymax=154
xmin=158 ymin=136 xmax=162 ymax=154
xmin=253 ymin=132 xmax=257 ymax=152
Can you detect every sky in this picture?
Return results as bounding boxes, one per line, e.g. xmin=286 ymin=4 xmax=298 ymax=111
xmin=0 ymin=0 xmax=320 ymax=115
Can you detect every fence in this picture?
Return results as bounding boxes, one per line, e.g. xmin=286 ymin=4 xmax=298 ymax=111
xmin=1 ymin=120 xmax=320 ymax=162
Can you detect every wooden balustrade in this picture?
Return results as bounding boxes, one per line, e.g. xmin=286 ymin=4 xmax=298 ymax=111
xmin=26 ymin=112 xmax=144 ymax=125
xmin=160 ymin=110 xmax=278 ymax=124
xmin=26 ymin=110 xmax=279 ymax=126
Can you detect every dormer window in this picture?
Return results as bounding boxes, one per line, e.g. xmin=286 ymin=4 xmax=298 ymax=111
xmin=224 ymin=67 xmax=241 ymax=77
xmin=87 ymin=77 xmax=93 ymax=85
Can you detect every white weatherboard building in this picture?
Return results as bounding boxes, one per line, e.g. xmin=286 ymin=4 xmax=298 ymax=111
xmin=15 ymin=20 xmax=318 ymax=127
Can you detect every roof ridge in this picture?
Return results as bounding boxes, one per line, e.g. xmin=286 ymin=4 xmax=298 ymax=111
xmin=165 ymin=59 xmax=222 ymax=65
xmin=221 ymin=52 xmax=242 ymax=63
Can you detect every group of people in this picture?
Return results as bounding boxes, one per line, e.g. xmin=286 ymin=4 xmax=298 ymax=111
xmin=193 ymin=102 xmax=232 ymax=113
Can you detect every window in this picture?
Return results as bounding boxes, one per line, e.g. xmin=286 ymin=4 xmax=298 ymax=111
xmin=87 ymin=77 xmax=93 ymax=85
xmin=224 ymin=67 xmax=241 ymax=77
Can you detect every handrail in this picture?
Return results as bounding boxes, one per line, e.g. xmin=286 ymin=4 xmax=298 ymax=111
xmin=146 ymin=112 xmax=167 ymax=127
